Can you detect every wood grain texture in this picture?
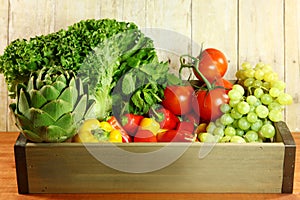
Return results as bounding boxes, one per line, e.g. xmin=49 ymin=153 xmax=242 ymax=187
xmin=0 ymin=0 xmax=8 ymax=132
xmin=284 ymin=0 xmax=300 ymax=131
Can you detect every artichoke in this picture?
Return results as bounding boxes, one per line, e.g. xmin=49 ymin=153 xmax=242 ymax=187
xmin=10 ymin=67 xmax=95 ymax=142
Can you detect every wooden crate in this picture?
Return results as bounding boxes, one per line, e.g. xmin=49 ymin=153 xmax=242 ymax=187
xmin=14 ymin=121 xmax=296 ymax=194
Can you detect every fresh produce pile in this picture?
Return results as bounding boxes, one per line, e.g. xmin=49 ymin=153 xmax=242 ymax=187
xmin=0 ymin=19 xmax=293 ymax=143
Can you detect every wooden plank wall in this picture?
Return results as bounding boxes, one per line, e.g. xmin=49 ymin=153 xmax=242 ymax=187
xmin=0 ymin=0 xmax=299 ymax=132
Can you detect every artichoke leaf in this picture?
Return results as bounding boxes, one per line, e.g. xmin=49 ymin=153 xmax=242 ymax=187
xmin=56 ymin=73 xmax=67 ymax=83
xmin=45 ymin=125 xmax=74 ymax=142
xmin=40 ymin=85 xmax=60 ymax=101
xmin=41 ymin=99 xmax=73 ymax=121
xmin=73 ymin=94 xmax=87 ymax=123
xmin=57 ymin=87 xmax=78 ymax=108
xmin=29 ymin=89 xmax=48 ymax=108
xmin=52 ymin=80 xmax=66 ymax=92
xmin=18 ymin=88 xmax=30 ymax=115
xmin=23 ymin=130 xmax=43 ymax=142
xmin=54 ymin=112 xmax=75 ymax=128
xmin=27 ymin=76 xmax=36 ymax=92
xmin=24 ymin=107 xmax=56 ymax=127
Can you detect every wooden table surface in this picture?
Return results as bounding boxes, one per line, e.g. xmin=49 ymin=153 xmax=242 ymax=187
xmin=1 ymin=132 xmax=299 ymax=200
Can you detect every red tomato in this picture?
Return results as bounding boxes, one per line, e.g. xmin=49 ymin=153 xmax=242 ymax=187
xmin=134 ymin=130 xmax=157 ymax=142
xmin=157 ymin=129 xmax=195 ymax=142
xmin=120 ymin=114 xmax=144 ymax=136
xmin=194 ymin=48 xmax=228 ymax=83
xmin=192 ymin=88 xmax=229 ymax=122
xmin=162 ymin=85 xmax=194 ymax=115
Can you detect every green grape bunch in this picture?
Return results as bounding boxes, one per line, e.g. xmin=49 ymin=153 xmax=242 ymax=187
xmin=198 ymin=62 xmax=293 ymax=143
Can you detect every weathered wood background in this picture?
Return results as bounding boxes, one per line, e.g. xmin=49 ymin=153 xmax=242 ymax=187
xmin=0 ymin=0 xmax=299 ymax=132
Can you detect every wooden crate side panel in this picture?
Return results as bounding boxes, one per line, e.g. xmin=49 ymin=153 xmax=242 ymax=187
xmin=25 ymin=143 xmax=284 ymax=193
xmin=284 ymin=0 xmax=300 ymax=132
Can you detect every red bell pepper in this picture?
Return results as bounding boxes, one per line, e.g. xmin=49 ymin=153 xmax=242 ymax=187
xmin=120 ymin=113 xmax=144 ymax=136
xmin=107 ymin=116 xmax=132 ymax=143
xmin=156 ymin=129 xmax=195 ymax=142
xmin=149 ymin=106 xmax=179 ymax=130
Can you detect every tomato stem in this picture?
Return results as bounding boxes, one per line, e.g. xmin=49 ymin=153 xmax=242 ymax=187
xmin=179 ymin=55 xmax=213 ymax=90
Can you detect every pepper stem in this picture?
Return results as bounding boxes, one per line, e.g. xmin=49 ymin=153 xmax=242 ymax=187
xmin=179 ymin=55 xmax=213 ymax=90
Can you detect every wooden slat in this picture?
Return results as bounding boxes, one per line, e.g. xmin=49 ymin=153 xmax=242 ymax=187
xmin=145 ymin=0 xmax=192 ymax=78
xmin=0 ymin=0 xmax=8 ymax=132
xmin=284 ymin=0 xmax=300 ymax=132
xmin=54 ymin=0 xmax=101 ymax=31
xmin=192 ymin=0 xmax=238 ymax=79
xmin=238 ymin=0 xmax=285 ymax=78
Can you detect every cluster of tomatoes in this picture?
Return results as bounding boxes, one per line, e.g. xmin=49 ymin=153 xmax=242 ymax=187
xmin=105 ymin=48 xmax=233 ymax=143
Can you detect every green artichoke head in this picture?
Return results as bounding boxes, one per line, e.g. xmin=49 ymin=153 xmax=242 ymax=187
xmin=10 ymin=67 xmax=95 ymax=142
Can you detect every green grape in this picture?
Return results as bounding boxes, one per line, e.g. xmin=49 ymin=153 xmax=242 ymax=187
xmin=237 ymin=101 xmax=250 ymax=114
xmin=215 ymin=118 xmax=224 ymax=128
xmin=268 ymin=109 xmax=283 ymax=122
xmin=220 ymin=103 xmax=231 ymax=113
xmin=260 ymin=94 xmax=273 ymax=105
xmin=254 ymin=88 xmax=264 ymax=98
xmin=241 ymin=62 xmax=252 ymax=70
xmin=255 ymin=105 xmax=269 ymax=118
xmin=271 ymin=80 xmax=286 ymax=90
xmin=261 ymin=64 xmax=273 ymax=73
xmin=244 ymin=69 xmax=255 ymax=78
xmin=245 ymin=130 xmax=259 ymax=142
xmin=220 ymin=113 xmax=234 ymax=125
xmin=277 ymin=93 xmax=293 ymax=105
xmin=251 ymin=119 xmax=263 ymax=132
xmin=224 ymin=126 xmax=236 ymax=137
xmin=230 ymin=135 xmax=246 ymax=143
xmin=206 ymin=122 xmax=217 ymax=133
xmin=213 ymin=127 xmax=225 ymax=137
xmin=254 ymin=62 xmax=265 ymax=70
xmin=263 ymin=72 xmax=278 ymax=82
xmin=253 ymin=80 xmax=263 ymax=88
xmin=262 ymin=81 xmax=271 ymax=89
xmin=235 ymin=129 xmax=244 ymax=137
xmin=220 ymin=135 xmax=232 ymax=143
xmin=229 ymin=99 xmax=240 ymax=107
xmin=260 ymin=124 xmax=275 ymax=138
xmin=269 ymin=87 xmax=281 ymax=98
xmin=228 ymin=90 xmax=243 ymax=101
xmin=230 ymin=108 xmax=243 ymax=119
xmin=268 ymin=101 xmax=284 ymax=111
xmin=254 ymin=69 xmax=264 ymax=80
xmin=199 ymin=133 xmax=217 ymax=142
xmin=232 ymin=84 xmax=245 ymax=95
xmin=246 ymin=95 xmax=258 ymax=105
xmin=238 ymin=117 xmax=251 ymax=130
xmin=247 ymin=112 xmax=258 ymax=123
xmin=244 ymin=78 xmax=255 ymax=87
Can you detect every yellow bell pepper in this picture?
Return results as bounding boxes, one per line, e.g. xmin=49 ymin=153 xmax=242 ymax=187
xmin=72 ymin=119 xmax=122 ymax=143
xmin=139 ymin=118 xmax=161 ymax=135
